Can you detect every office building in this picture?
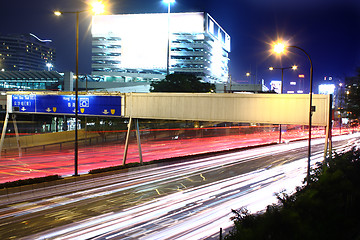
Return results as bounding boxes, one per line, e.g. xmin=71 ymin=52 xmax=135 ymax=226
xmin=91 ymin=12 xmax=230 ymax=83
xmin=0 ymin=33 xmax=56 ymax=71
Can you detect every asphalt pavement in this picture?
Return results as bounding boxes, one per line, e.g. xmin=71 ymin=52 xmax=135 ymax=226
xmin=0 ymin=133 xmax=358 ymax=239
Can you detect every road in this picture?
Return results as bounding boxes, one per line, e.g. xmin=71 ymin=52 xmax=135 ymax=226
xmin=0 ymin=133 xmax=359 ymax=239
xmin=0 ymin=125 xmax=336 ymax=183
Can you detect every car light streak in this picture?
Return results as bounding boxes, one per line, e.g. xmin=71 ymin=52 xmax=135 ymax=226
xmin=4 ymin=125 xmax=354 ymax=184
xmin=1 ymin=133 xmax=359 ymax=240
xmin=24 ymin=159 xmax=312 ymax=239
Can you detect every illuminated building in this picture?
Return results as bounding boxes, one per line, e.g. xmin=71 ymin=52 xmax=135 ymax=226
xmin=0 ymin=71 xmax=62 ymax=91
xmin=318 ymin=84 xmax=336 ymax=95
xmin=91 ymin=12 xmax=230 ymax=83
xmin=0 ymin=33 xmax=56 ymax=71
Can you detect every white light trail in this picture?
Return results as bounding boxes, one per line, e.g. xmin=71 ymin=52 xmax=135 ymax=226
xmin=29 ymin=33 xmax=52 ymax=43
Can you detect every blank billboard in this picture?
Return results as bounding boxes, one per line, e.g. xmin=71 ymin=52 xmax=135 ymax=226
xmin=92 ymin=13 xmax=205 ymax=70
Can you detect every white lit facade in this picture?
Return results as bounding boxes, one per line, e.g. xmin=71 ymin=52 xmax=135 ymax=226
xmin=91 ymin=12 xmax=230 ymax=83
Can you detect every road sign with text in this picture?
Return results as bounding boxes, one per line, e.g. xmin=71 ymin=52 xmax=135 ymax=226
xmin=9 ymin=94 xmax=123 ymax=117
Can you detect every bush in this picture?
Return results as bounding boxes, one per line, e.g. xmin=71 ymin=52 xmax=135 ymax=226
xmin=0 ymin=175 xmax=63 ymax=189
xmin=225 ymin=148 xmax=360 ymax=240
xmin=88 ymin=162 xmax=143 ymax=174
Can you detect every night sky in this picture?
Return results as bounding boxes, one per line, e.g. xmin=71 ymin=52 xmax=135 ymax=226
xmin=2 ymin=0 xmax=360 ymax=91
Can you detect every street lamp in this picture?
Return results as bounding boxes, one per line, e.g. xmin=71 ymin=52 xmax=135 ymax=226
xmin=272 ymin=41 xmax=314 ymax=185
xmin=338 ymin=83 xmax=343 ymax=135
xmin=269 ymin=65 xmax=298 ymax=93
xmin=54 ymin=1 xmax=105 ymax=176
xmin=163 ymin=0 xmax=175 ymax=76
xmin=269 ymin=65 xmax=298 ymax=143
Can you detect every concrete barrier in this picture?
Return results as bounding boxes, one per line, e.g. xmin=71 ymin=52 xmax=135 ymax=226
xmin=1 ymin=129 xmax=101 ymax=151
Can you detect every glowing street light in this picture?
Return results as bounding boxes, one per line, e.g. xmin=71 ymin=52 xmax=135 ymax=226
xmin=268 ymin=65 xmax=298 ymax=93
xmin=54 ymin=1 xmax=106 ymax=176
xmin=91 ymin=1 xmax=105 ymax=15
xmin=273 ymin=42 xmax=286 ymax=54
xmin=271 ymin=40 xmax=314 ymax=185
xmin=163 ymin=0 xmax=175 ymax=76
xmin=268 ymin=65 xmax=298 ymax=143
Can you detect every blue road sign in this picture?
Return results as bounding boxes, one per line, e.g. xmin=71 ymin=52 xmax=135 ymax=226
xmin=12 ymin=94 xmax=36 ymax=113
xmin=11 ymin=94 xmax=122 ymax=117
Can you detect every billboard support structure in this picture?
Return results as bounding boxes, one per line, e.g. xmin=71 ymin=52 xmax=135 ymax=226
xmin=12 ymin=114 xmax=22 ymax=158
xmin=122 ymin=117 xmax=133 ymax=165
xmin=0 ymin=112 xmax=10 ymax=157
xmin=135 ymin=119 xmax=143 ymax=165
xmin=324 ymin=95 xmax=333 ymax=160
xmin=122 ymin=117 xmax=143 ymax=166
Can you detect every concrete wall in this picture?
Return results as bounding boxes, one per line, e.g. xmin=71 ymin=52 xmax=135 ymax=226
xmin=2 ymin=129 xmax=100 ymax=150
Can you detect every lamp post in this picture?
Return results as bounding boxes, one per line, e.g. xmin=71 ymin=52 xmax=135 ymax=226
xmin=54 ymin=1 xmax=105 ymax=176
xmin=338 ymin=83 xmax=343 ymax=135
xmin=272 ymin=42 xmax=314 ymax=184
xmin=163 ymin=0 xmax=175 ymax=76
xmin=269 ymin=65 xmax=298 ymax=143
xmin=246 ymin=72 xmax=257 ymax=92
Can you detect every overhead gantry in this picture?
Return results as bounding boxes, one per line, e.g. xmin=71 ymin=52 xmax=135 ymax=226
xmin=0 ymin=92 xmax=332 ymax=174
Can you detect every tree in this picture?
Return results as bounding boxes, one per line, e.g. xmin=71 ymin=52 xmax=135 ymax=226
xmin=150 ymin=73 xmax=215 ymax=93
xmin=344 ymin=67 xmax=360 ymax=123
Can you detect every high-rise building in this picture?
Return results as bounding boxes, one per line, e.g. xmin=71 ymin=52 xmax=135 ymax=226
xmin=0 ymin=33 xmax=56 ymax=71
xmin=91 ymin=12 xmax=230 ymax=83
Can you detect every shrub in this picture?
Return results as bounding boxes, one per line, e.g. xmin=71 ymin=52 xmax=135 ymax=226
xmin=0 ymin=175 xmax=62 ymax=189
xmin=225 ymin=148 xmax=360 ymax=240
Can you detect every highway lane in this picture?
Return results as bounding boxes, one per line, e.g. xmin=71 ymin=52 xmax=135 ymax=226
xmin=0 ymin=133 xmax=359 ymax=239
xmin=0 ymin=125 xmax=336 ymax=183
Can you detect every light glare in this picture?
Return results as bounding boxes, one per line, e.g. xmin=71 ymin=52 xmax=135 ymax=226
xmin=273 ymin=42 xmax=286 ymax=54
xmin=92 ymin=1 xmax=105 ymax=15
xmin=54 ymin=11 xmax=62 ymax=16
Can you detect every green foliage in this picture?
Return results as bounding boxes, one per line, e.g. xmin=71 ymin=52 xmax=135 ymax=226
xmin=0 ymin=175 xmax=62 ymax=189
xmin=225 ymin=148 xmax=360 ymax=240
xmin=88 ymin=162 xmax=143 ymax=174
xmin=150 ymin=73 xmax=215 ymax=93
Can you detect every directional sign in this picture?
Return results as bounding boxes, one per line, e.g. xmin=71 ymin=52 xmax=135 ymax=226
xmin=10 ymin=94 xmax=123 ymax=117
xmin=12 ymin=94 xmax=36 ymax=113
